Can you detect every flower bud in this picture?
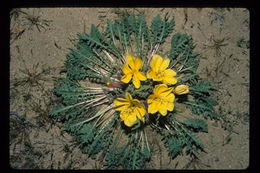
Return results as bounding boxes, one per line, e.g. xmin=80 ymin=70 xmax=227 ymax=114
xmin=174 ymin=85 xmax=189 ymax=95
xmin=106 ymin=82 xmax=120 ymax=88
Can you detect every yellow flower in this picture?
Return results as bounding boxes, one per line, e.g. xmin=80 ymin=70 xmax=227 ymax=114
xmin=147 ymin=54 xmax=177 ymax=85
xmin=121 ymin=54 xmax=147 ymax=88
xmin=147 ymin=84 xmax=175 ymax=116
xmin=114 ymin=92 xmax=146 ymax=127
xmin=174 ymin=85 xmax=189 ymax=95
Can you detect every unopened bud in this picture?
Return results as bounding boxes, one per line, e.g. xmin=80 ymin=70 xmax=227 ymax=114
xmin=174 ymin=85 xmax=189 ymax=95
xmin=106 ymin=82 xmax=120 ymax=88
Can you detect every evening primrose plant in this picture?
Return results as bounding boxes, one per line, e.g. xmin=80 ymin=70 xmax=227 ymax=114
xmin=50 ymin=11 xmax=218 ymax=169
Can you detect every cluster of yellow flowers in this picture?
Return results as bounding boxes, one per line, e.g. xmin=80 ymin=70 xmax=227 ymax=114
xmin=114 ymin=54 xmax=189 ymax=127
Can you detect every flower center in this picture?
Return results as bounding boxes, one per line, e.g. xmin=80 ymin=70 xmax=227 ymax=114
xmin=155 ymin=97 xmax=165 ymax=104
xmin=133 ymin=69 xmax=138 ymax=73
xmin=156 ymin=71 xmax=164 ymax=79
xmin=124 ymin=106 xmax=135 ymax=115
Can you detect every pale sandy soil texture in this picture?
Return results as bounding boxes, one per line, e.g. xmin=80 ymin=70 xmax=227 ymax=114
xmin=9 ymin=8 xmax=249 ymax=169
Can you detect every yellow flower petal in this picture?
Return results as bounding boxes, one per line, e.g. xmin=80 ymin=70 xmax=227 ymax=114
xmin=120 ymin=110 xmax=128 ymax=121
xmin=165 ymin=93 xmax=175 ymax=102
xmin=114 ymin=98 xmax=130 ymax=111
xmin=132 ymin=99 xmax=141 ymax=104
xmin=114 ymin=105 xmax=129 ymax=111
xmin=153 ymin=83 xmax=164 ymax=91
xmin=163 ymin=76 xmax=177 ymax=85
xmin=135 ymin=105 xmax=146 ymax=120
xmin=122 ymin=64 xmax=132 ymax=75
xmin=114 ymin=92 xmax=146 ymax=126
xmin=134 ymin=71 xmax=147 ymax=81
xmin=148 ymin=100 xmax=159 ymax=114
xmin=149 ymin=54 xmax=158 ymax=70
xmin=158 ymin=101 xmax=168 ymax=116
xmin=155 ymin=85 xmax=173 ymax=97
xmin=126 ymin=54 xmax=135 ymax=70
xmin=132 ymin=75 xmax=141 ymax=88
xmin=147 ymin=94 xmax=156 ymax=104
xmin=164 ymin=69 xmax=177 ymax=77
xmin=148 ymin=84 xmax=175 ymax=116
xmin=174 ymin=85 xmax=189 ymax=95
xmin=148 ymin=54 xmax=178 ymax=85
xmin=153 ymin=54 xmax=163 ymax=73
xmin=159 ymin=110 xmax=167 ymax=116
xmin=133 ymin=100 xmax=145 ymax=122
xmin=125 ymin=92 xmax=133 ymax=101
xmin=124 ymin=113 xmax=137 ymax=127
xmin=121 ymin=73 xmax=132 ymax=83
xmin=147 ymin=69 xmax=156 ymax=79
xmin=154 ymin=84 xmax=168 ymax=95
xmin=161 ymin=88 xmax=173 ymax=97
xmin=159 ymin=57 xmax=170 ymax=72
xmin=167 ymin=102 xmax=174 ymax=111
xmin=139 ymin=116 xmax=145 ymax=123
xmin=114 ymin=97 xmax=128 ymax=106
xmin=134 ymin=57 xmax=143 ymax=71
xmin=146 ymin=70 xmax=151 ymax=79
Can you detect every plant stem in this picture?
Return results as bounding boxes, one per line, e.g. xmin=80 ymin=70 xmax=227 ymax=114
xmin=143 ymin=129 xmax=150 ymax=153
xmin=96 ymin=108 xmax=115 ymax=127
xmin=73 ymin=103 xmax=113 ymax=127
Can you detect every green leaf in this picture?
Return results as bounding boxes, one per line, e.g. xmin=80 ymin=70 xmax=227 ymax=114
xmin=190 ymin=81 xmax=215 ymax=94
xmin=183 ymin=118 xmax=208 ymax=132
xmin=131 ymin=118 xmax=141 ymax=131
xmin=169 ymin=33 xmax=192 ymax=59
xmin=167 ymin=136 xmax=182 ymax=159
xmin=151 ymin=14 xmax=175 ymax=45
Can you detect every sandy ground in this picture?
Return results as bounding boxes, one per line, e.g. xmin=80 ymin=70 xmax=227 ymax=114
xmin=9 ymin=8 xmax=249 ymax=169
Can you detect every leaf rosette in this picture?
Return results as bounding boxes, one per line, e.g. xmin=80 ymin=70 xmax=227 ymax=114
xmin=50 ymin=11 xmax=218 ymax=169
